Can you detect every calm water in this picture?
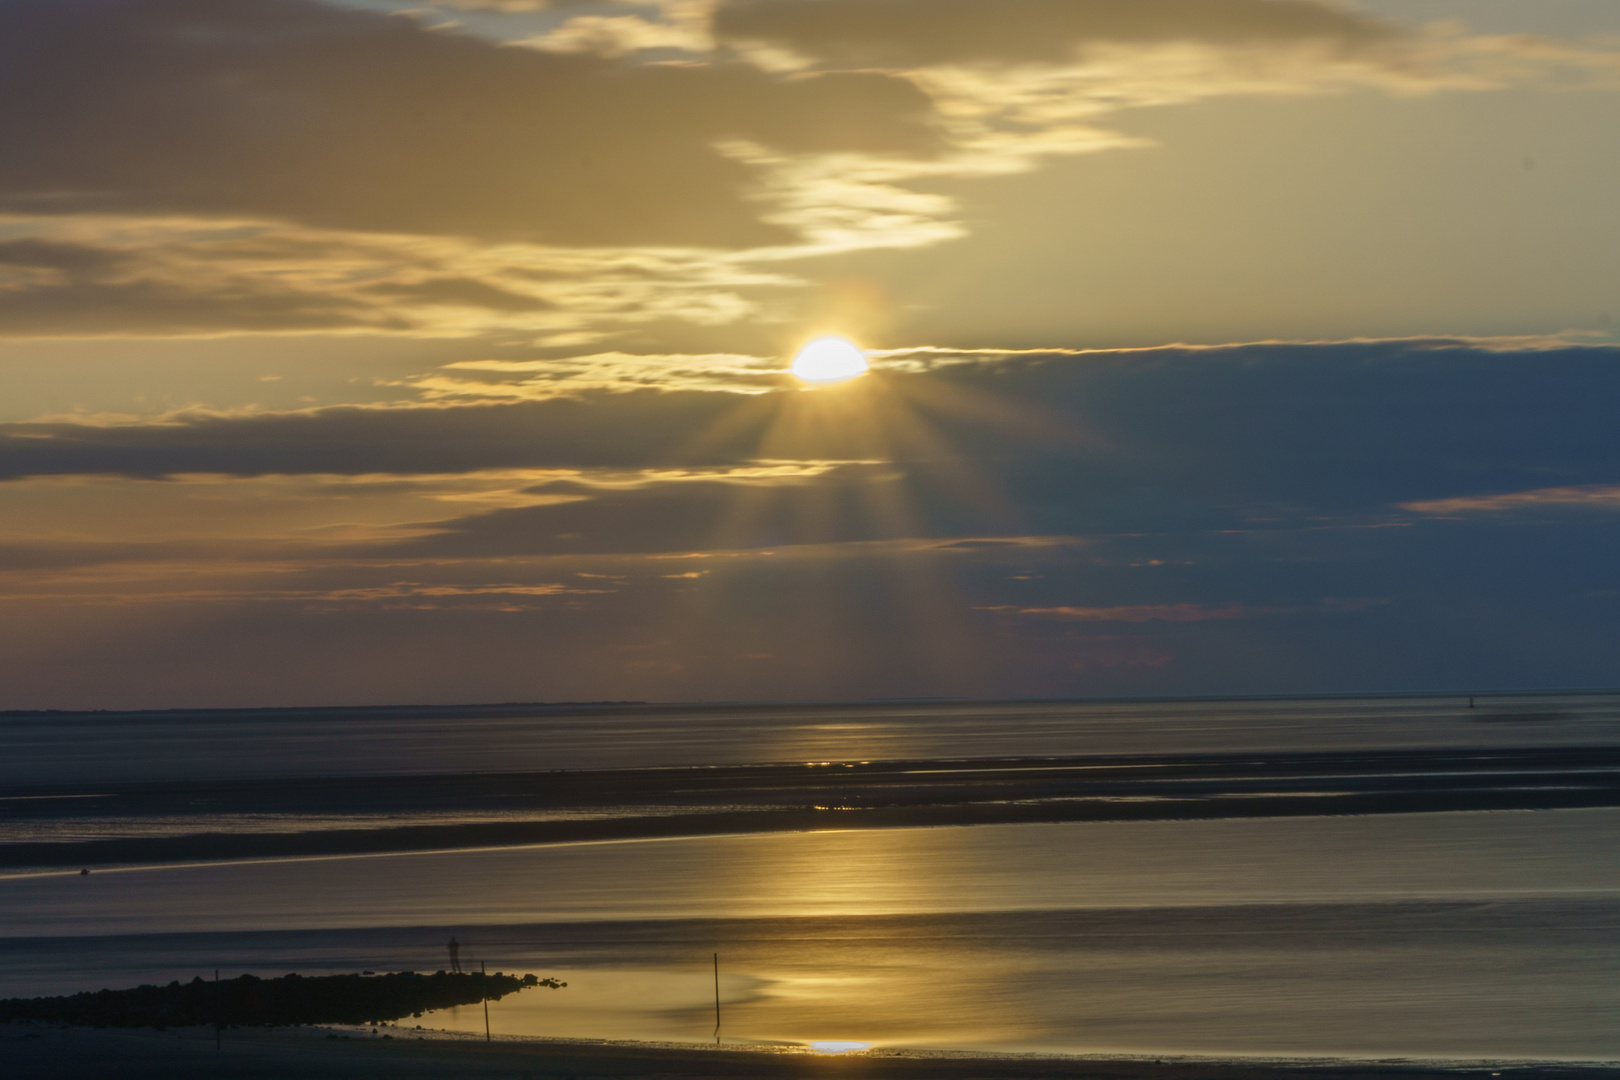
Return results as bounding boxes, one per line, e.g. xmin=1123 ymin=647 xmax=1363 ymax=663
xmin=4 ymin=693 xmax=1617 ymax=785
xmin=3 ymin=695 xmax=1620 ymax=1060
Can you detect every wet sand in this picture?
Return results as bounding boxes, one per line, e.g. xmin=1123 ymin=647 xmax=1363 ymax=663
xmin=7 ymin=1024 xmax=1619 ymax=1080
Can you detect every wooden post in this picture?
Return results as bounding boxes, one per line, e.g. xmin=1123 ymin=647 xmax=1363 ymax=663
xmin=482 ymin=960 xmax=490 ymax=1043
xmin=713 ymin=953 xmax=720 ymax=1046
xmin=214 ymin=969 xmax=220 ymax=1051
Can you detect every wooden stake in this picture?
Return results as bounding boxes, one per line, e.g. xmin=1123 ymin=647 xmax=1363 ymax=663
xmin=713 ymin=953 xmax=720 ymax=1046
xmin=214 ymin=969 xmax=220 ymax=1051
xmin=482 ymin=960 xmax=490 ymax=1043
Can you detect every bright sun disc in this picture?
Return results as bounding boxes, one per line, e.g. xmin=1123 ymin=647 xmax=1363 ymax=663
xmin=791 ymin=336 xmax=868 ymax=383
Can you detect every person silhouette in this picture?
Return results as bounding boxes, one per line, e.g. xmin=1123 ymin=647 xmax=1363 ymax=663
xmin=448 ymin=936 xmax=462 ymax=974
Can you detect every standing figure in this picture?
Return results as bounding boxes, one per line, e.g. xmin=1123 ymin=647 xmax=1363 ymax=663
xmin=448 ymin=935 xmax=462 ymax=973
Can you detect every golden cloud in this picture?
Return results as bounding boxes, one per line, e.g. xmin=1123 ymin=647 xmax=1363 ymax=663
xmin=1401 ymin=485 xmax=1620 ymax=515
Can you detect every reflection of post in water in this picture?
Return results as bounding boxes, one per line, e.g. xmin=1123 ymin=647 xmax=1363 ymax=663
xmin=713 ymin=953 xmax=720 ymax=1046
xmin=481 ymin=960 xmax=490 ymax=1043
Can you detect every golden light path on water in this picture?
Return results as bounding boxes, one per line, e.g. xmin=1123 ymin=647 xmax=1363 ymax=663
xmin=7 ymin=813 xmax=1620 ymax=1057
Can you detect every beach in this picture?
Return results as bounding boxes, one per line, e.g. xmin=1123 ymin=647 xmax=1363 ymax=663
xmin=9 ymin=1024 xmax=1620 ymax=1080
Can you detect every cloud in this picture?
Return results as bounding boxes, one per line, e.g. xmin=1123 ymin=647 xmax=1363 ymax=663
xmin=519 ymin=12 xmax=714 ymax=57
xmin=368 ymin=463 xmax=985 ymax=557
xmin=712 ymin=0 xmax=1396 ymax=67
xmin=0 ymin=539 xmax=240 ymax=574
xmin=363 ymin=278 xmax=555 ymax=313
xmin=311 ymin=581 xmax=610 ymax=601
xmin=982 ymin=602 xmax=1249 ymax=622
xmin=0 ymin=214 xmax=815 ymax=338
xmin=0 ymin=231 xmax=399 ymax=335
xmin=0 ymin=0 xmax=940 ymax=249
xmin=0 ymin=390 xmax=758 ymax=478
xmin=3 ymin=339 xmax=1618 ymax=518
xmin=3 ymin=336 xmax=1620 ymax=703
xmin=0 ymin=239 xmax=127 ymax=275
xmin=0 ymin=1 xmax=1614 ymax=340
xmin=981 ymin=597 xmax=1387 ymax=622
xmin=1401 ymin=484 xmax=1620 ymax=515
xmin=419 ymin=351 xmax=791 ymax=395
xmin=5 ymin=336 xmax=1616 ymax=602
xmin=1 ymin=336 xmax=1619 ymax=629
xmin=438 ymin=0 xmax=557 ymax=10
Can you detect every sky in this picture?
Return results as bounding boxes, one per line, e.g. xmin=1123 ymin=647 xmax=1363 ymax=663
xmin=1 ymin=0 xmax=1618 ymax=709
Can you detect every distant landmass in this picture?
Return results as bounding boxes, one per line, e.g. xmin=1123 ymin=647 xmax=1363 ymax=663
xmin=0 ymin=971 xmax=560 ymax=1028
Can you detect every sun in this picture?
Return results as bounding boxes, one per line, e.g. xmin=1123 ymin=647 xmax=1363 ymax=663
xmin=790 ymin=336 xmax=869 ymax=383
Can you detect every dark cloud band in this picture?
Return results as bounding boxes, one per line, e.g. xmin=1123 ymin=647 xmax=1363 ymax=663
xmin=3 ymin=341 xmax=1617 ymax=549
xmin=0 ymin=0 xmax=939 ymax=248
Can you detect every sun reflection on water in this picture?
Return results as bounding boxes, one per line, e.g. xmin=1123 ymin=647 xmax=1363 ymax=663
xmin=809 ymin=1040 xmax=871 ymax=1053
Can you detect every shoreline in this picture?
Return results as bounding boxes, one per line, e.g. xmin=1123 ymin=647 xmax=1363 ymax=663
xmin=9 ymin=1023 xmax=1620 ymax=1080
xmin=316 ymin=1024 xmax=1620 ymax=1069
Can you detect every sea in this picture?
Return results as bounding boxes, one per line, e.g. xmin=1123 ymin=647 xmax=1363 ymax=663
xmin=2 ymin=693 xmax=1619 ymax=1061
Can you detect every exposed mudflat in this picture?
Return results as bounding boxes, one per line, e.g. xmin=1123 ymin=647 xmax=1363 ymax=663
xmin=7 ymin=745 xmax=1620 ymax=870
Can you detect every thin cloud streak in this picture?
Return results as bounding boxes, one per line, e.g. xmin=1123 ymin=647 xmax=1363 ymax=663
xmin=1402 ymin=485 xmax=1620 ymax=515
xmin=983 ymin=603 xmax=1250 ymax=623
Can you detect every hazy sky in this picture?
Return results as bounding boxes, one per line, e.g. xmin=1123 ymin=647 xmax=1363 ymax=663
xmin=1 ymin=0 xmax=1618 ymax=708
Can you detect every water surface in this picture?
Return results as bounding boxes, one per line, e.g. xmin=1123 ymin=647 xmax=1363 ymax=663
xmin=4 ymin=810 xmax=1620 ymax=1059
xmin=5 ymin=693 xmax=1616 ymax=785
xmin=3 ymin=694 xmax=1619 ymax=1060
